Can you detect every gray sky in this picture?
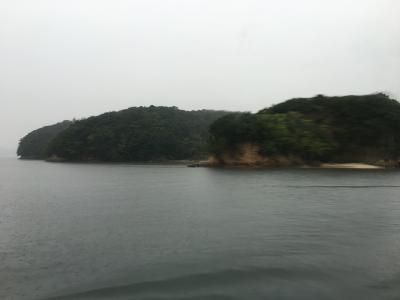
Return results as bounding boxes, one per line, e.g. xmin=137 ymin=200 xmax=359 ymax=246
xmin=1 ymin=0 xmax=399 ymax=151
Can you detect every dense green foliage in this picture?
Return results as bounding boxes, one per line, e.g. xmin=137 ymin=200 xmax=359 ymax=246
xmin=17 ymin=121 xmax=72 ymax=159
xmin=209 ymin=93 xmax=400 ymax=165
xmin=18 ymin=93 xmax=400 ymax=165
xmin=46 ymin=106 xmax=228 ymax=161
xmin=209 ymin=112 xmax=335 ymax=161
xmin=264 ymin=93 xmax=400 ymax=162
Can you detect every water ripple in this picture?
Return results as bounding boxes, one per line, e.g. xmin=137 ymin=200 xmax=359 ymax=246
xmin=43 ymin=267 xmax=326 ymax=300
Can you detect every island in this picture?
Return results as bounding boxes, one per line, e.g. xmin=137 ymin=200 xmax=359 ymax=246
xmin=18 ymin=107 xmax=228 ymax=162
xmin=18 ymin=93 xmax=400 ymax=168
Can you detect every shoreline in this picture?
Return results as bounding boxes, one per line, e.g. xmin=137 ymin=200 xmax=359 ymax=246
xmin=19 ymin=157 xmax=390 ymax=169
xmin=189 ymin=161 xmax=387 ymax=169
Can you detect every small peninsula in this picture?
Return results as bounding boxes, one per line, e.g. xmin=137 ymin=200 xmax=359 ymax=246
xmin=208 ymin=93 xmax=400 ymax=168
xmin=18 ymin=93 xmax=400 ymax=168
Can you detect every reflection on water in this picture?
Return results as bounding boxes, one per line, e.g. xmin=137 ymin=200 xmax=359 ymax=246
xmin=1 ymin=158 xmax=400 ymax=300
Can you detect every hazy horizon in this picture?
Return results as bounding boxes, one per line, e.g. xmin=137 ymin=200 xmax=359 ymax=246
xmin=1 ymin=0 xmax=399 ymax=151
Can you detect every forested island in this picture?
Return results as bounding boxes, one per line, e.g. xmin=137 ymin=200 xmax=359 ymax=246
xmin=18 ymin=93 xmax=400 ymax=167
xmin=18 ymin=107 xmax=228 ymax=162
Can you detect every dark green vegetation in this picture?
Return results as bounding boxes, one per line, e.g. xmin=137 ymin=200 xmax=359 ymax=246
xmin=17 ymin=121 xmax=72 ymax=159
xmin=209 ymin=93 xmax=400 ymax=166
xmin=209 ymin=112 xmax=335 ymax=162
xmin=18 ymin=94 xmax=400 ymax=166
xmin=40 ymin=106 xmax=227 ymax=161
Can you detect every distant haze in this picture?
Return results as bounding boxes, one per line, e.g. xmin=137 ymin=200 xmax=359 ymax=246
xmin=1 ymin=0 xmax=399 ymax=151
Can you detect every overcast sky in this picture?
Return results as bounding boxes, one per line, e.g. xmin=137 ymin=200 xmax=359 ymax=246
xmin=0 ymin=0 xmax=399 ymax=151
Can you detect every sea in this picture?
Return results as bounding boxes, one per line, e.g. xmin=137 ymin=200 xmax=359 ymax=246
xmin=1 ymin=157 xmax=400 ymax=300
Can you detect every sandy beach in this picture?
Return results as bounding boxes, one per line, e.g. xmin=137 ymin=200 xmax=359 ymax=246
xmin=319 ymin=163 xmax=383 ymax=169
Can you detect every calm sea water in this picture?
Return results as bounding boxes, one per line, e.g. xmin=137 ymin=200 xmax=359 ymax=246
xmin=1 ymin=157 xmax=400 ymax=300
